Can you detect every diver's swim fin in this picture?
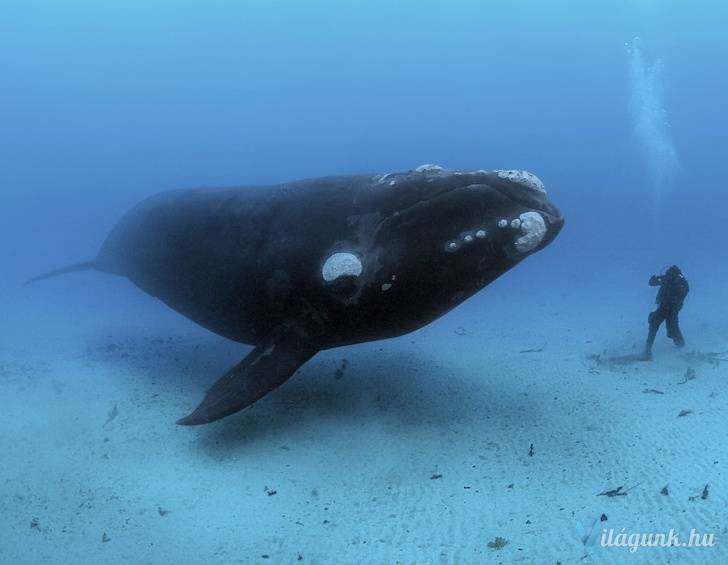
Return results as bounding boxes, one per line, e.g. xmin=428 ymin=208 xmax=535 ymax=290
xmin=24 ymin=261 xmax=98 ymax=286
xmin=176 ymin=324 xmax=318 ymax=426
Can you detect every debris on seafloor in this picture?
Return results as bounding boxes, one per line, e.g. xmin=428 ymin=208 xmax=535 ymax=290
xmin=334 ymin=358 xmax=349 ymax=380
xmin=103 ymin=403 xmax=118 ymax=428
xmin=598 ymin=486 xmax=626 ymax=498
xmin=520 ymin=345 xmax=545 ymax=354
xmin=689 ymin=484 xmax=709 ymax=502
xmin=677 ymin=367 xmax=696 ymax=385
xmin=487 ymin=536 xmax=509 ymax=550
xmin=684 ymin=349 xmax=728 ymax=367
xmin=598 ymin=483 xmax=641 ymax=498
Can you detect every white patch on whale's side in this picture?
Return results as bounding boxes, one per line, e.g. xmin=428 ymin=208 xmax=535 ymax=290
xmin=322 ymin=252 xmax=362 ymax=282
xmin=514 ymin=212 xmax=547 ymax=253
xmin=445 ymin=241 xmax=459 ymax=252
xmin=494 ymin=169 xmax=546 ymax=193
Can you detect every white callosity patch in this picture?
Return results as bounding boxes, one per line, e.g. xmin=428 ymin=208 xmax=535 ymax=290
xmin=510 ymin=218 xmax=521 ymax=229
xmin=376 ymin=173 xmax=401 ymax=185
xmin=498 ymin=219 xmax=508 ymax=228
xmin=415 ymin=164 xmax=446 ymax=173
xmin=494 ymin=170 xmax=546 ymax=193
xmin=514 ymin=212 xmax=547 ymax=253
xmin=322 ymin=252 xmax=363 ymax=282
xmin=475 ymin=229 xmax=487 ymax=239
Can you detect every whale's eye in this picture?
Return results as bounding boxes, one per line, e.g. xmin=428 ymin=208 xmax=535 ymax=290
xmin=322 ymin=252 xmax=362 ymax=282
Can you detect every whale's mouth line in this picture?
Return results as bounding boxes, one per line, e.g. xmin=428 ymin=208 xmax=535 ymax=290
xmin=490 ymin=183 xmax=561 ymax=221
xmin=377 ymin=179 xmax=559 ymax=229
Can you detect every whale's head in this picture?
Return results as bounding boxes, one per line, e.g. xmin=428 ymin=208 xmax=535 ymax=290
xmin=331 ymin=164 xmax=564 ymax=336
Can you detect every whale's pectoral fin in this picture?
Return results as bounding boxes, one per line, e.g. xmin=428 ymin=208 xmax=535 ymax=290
xmin=176 ymin=325 xmax=318 ymax=426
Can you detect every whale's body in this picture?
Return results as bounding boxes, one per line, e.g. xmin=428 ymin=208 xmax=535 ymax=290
xmin=28 ymin=166 xmax=564 ymax=425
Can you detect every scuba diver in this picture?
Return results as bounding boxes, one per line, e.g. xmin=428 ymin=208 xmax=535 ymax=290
xmin=643 ymin=265 xmax=689 ymax=360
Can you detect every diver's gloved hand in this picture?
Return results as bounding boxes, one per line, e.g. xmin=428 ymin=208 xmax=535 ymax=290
xmin=649 ymin=275 xmax=660 ymax=286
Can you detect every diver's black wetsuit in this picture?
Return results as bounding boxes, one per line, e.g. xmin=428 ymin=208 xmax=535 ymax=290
xmin=644 ymin=266 xmax=689 ymax=358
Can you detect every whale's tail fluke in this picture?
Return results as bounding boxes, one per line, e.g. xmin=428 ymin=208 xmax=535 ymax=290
xmin=24 ymin=261 xmax=98 ymax=286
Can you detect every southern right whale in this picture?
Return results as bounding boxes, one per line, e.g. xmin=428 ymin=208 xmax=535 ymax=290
xmin=27 ymin=165 xmax=564 ymax=425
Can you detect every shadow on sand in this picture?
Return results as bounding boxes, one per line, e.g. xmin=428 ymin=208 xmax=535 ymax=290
xmin=82 ymin=331 xmax=547 ymax=452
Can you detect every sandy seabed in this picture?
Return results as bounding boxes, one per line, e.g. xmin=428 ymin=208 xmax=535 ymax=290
xmin=1 ymin=276 xmax=727 ymax=565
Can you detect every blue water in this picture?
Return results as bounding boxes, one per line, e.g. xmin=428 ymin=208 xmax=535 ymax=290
xmin=2 ymin=2 xmax=728 ymax=563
